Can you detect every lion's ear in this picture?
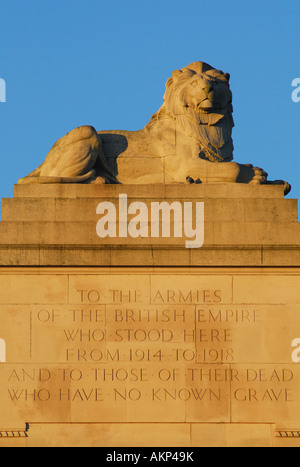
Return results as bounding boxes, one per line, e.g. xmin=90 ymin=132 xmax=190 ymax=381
xmin=224 ymin=73 xmax=230 ymax=83
xmin=172 ymin=70 xmax=182 ymax=81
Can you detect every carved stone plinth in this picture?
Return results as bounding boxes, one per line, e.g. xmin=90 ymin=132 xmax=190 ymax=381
xmin=0 ymin=183 xmax=299 ymax=447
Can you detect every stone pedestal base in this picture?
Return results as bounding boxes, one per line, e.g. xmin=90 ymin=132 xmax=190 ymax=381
xmin=0 ymin=184 xmax=299 ymax=447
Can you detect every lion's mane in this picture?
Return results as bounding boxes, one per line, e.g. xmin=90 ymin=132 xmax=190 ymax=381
xmin=147 ymin=61 xmax=235 ymax=163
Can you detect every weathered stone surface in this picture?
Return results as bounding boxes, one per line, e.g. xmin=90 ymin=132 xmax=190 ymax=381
xmin=0 ymin=266 xmax=300 ymax=447
xmin=13 ymin=183 xmax=288 ymax=199
xmin=2 ymin=196 xmax=298 ymax=222
xmin=0 ymin=184 xmax=299 ymax=276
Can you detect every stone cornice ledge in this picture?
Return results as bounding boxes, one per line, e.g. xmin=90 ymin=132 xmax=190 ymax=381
xmin=0 ymin=244 xmax=298 ymax=267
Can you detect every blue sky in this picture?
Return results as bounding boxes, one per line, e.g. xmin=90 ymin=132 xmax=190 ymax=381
xmin=0 ymin=0 xmax=299 ymax=217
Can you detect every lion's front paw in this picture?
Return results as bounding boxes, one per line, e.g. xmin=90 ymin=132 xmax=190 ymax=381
xmin=249 ymin=166 xmax=268 ymax=185
xmin=237 ymin=164 xmax=268 ymax=185
xmin=281 ymin=181 xmax=292 ymax=195
xmin=265 ymin=180 xmax=292 ymax=195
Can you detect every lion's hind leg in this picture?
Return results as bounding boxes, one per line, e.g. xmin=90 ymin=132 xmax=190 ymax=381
xmin=18 ymin=126 xmax=110 ymax=185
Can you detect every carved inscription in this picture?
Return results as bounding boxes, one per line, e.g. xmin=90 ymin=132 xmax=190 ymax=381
xmin=1 ymin=274 xmax=300 ymax=426
xmin=29 ymin=301 xmax=257 ymax=364
xmin=4 ymin=362 xmax=297 ymax=425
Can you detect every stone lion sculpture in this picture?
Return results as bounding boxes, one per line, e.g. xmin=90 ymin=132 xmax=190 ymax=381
xmin=18 ymin=61 xmax=291 ymax=194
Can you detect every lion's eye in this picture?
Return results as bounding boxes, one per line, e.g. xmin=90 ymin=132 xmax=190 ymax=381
xmin=191 ymin=81 xmax=198 ymax=87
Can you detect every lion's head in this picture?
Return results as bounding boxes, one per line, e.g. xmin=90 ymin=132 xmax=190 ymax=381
xmin=148 ymin=61 xmax=234 ymax=162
